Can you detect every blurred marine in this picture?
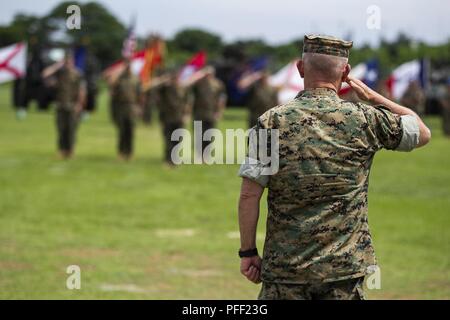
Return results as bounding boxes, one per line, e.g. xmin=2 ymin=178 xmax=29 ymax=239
xmin=237 ymin=35 xmax=431 ymax=300
xmin=109 ymin=60 xmax=141 ymax=161
xmin=42 ymin=52 xmax=86 ymax=159
xmin=238 ymin=71 xmax=279 ymax=128
xmin=149 ymin=70 xmax=189 ymax=166
xmin=191 ymin=67 xmax=227 ymax=156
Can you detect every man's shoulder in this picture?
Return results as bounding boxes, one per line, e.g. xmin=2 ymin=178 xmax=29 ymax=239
xmin=261 ymin=97 xmax=366 ymax=116
xmin=345 ymin=100 xmax=397 ymax=120
xmin=265 ymin=99 xmax=299 ymax=113
xmin=258 ymin=97 xmax=375 ymax=128
xmin=337 ymin=99 xmax=372 ymax=112
xmin=257 ymin=99 xmax=300 ymax=127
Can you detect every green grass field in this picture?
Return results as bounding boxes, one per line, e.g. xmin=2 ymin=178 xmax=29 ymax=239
xmin=0 ymin=83 xmax=449 ymax=299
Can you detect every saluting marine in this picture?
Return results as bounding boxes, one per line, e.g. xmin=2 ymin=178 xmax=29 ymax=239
xmin=237 ymin=35 xmax=431 ymax=300
xmin=238 ymin=71 xmax=279 ymax=128
xmin=42 ymin=51 xmax=86 ymax=159
xmin=109 ymin=60 xmax=141 ymax=161
xmin=190 ymin=67 xmax=227 ymax=157
xmin=147 ymin=70 xmax=190 ymax=166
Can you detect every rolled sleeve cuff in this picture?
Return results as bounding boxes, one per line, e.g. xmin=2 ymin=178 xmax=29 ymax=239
xmin=238 ymin=157 xmax=270 ymax=188
xmin=396 ymin=115 xmax=420 ymax=152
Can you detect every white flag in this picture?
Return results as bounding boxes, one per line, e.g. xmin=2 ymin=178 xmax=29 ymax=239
xmin=388 ymin=60 xmax=422 ymax=101
xmin=269 ymin=60 xmax=304 ymax=104
xmin=0 ymin=42 xmax=27 ymax=84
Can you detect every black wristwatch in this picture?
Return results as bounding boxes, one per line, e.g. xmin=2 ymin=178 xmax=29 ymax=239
xmin=238 ymin=248 xmax=258 ymax=258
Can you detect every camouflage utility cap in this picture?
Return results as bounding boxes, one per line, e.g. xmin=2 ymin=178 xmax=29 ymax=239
xmin=303 ymin=34 xmax=353 ymax=58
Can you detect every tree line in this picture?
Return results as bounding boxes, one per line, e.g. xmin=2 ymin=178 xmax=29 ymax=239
xmin=0 ymin=1 xmax=448 ymax=77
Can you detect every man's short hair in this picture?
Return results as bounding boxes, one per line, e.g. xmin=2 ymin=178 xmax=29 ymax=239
xmin=302 ymin=52 xmax=348 ymax=81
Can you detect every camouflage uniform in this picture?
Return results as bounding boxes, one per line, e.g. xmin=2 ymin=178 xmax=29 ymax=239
xmin=111 ymin=71 xmax=140 ymax=156
xmin=247 ymin=79 xmax=278 ymax=128
xmin=259 ymin=276 xmax=365 ymax=300
xmin=239 ymin=35 xmax=421 ymax=300
xmin=157 ymin=81 xmax=188 ymax=164
xmin=192 ymin=76 xmax=226 ymax=154
xmin=241 ymin=88 xmax=419 ymax=299
xmin=54 ymin=67 xmax=82 ymax=152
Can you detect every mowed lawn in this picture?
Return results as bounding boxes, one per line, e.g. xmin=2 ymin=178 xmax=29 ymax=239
xmin=0 ymin=83 xmax=449 ymax=299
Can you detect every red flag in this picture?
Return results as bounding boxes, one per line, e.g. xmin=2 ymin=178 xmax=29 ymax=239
xmin=178 ymin=51 xmax=207 ymax=84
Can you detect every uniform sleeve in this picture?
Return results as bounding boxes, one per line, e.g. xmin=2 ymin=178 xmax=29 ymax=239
xmin=364 ymin=104 xmax=403 ymax=151
xmin=396 ymin=115 xmax=420 ymax=152
xmin=237 ymin=111 xmax=274 ymax=188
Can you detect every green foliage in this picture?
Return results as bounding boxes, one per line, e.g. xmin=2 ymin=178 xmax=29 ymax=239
xmin=0 ymin=4 xmax=448 ymax=72
xmin=271 ymin=39 xmax=303 ymax=68
xmin=0 ymin=14 xmax=52 ymax=47
xmin=349 ymin=34 xmax=450 ymax=77
xmin=0 ymin=2 xmax=126 ymax=68
xmin=170 ymin=28 xmax=222 ymax=57
xmin=45 ymin=1 xmax=127 ymax=67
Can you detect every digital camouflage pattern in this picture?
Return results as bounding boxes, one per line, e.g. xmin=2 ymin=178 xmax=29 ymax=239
xmin=257 ymin=88 xmax=403 ymax=284
xmin=248 ymin=79 xmax=279 ymax=128
xmin=192 ymin=77 xmax=225 ymax=122
xmin=55 ymin=67 xmax=82 ymax=110
xmin=303 ymin=34 xmax=353 ymax=58
xmin=258 ymin=276 xmax=365 ymax=300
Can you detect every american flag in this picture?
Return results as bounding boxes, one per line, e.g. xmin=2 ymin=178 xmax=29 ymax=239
xmin=122 ymin=20 xmax=137 ymax=59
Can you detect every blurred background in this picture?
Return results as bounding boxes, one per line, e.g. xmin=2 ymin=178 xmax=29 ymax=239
xmin=0 ymin=0 xmax=449 ymax=299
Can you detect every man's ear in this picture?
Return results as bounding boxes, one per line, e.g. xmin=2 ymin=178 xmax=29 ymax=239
xmin=342 ymin=63 xmax=351 ymax=82
xmin=297 ymin=59 xmax=305 ymax=78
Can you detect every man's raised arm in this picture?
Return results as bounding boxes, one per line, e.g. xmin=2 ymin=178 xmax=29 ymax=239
xmin=346 ymin=75 xmax=431 ymax=148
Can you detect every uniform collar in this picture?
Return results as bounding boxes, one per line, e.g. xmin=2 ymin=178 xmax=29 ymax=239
xmin=296 ymin=87 xmax=338 ymax=98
